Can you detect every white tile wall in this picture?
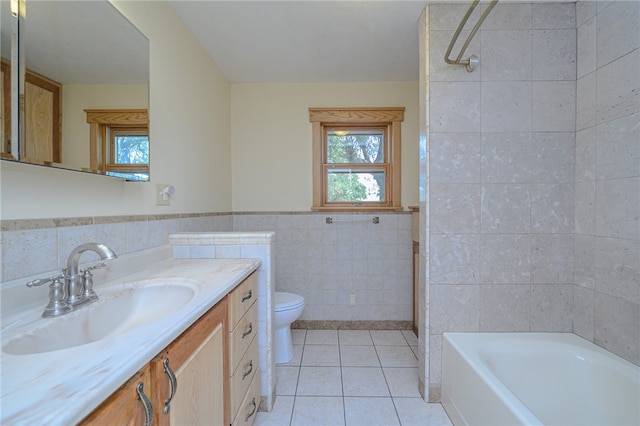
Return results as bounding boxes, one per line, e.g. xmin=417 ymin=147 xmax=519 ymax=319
xmin=424 ymin=1 xmax=579 ymax=400
xmin=233 ymin=213 xmax=413 ymax=322
xmin=574 ymin=0 xmax=640 ymax=365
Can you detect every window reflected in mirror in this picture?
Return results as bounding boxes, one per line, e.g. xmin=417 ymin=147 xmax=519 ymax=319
xmin=86 ymin=109 xmax=149 ymax=181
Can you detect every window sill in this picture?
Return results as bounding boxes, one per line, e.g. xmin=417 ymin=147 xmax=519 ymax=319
xmin=311 ymin=206 xmax=405 ymax=212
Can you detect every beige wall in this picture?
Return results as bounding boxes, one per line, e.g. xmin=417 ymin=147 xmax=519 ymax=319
xmin=62 ymin=84 xmax=148 ymax=169
xmin=230 ymin=82 xmax=420 ymax=211
xmin=0 ymin=1 xmax=232 ymax=220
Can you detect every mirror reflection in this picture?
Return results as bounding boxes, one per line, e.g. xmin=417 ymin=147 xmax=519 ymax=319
xmin=0 ymin=0 xmax=150 ymax=180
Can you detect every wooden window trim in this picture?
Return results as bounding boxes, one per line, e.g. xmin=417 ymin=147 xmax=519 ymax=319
xmin=309 ymin=107 xmax=404 ymax=211
xmin=85 ymin=109 xmax=148 ymax=173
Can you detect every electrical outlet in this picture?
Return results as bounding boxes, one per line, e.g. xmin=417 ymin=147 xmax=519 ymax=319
xmin=349 ymin=293 xmax=356 ymax=307
xmin=156 ymin=183 xmax=170 ymax=206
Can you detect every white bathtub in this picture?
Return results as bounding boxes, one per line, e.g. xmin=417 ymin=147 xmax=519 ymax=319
xmin=441 ymin=333 xmax=640 ymax=426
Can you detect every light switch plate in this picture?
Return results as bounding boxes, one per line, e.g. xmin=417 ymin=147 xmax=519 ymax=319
xmin=156 ymin=183 xmax=170 ymax=206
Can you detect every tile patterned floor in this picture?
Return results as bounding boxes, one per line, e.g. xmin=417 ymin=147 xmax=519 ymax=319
xmin=254 ymin=330 xmax=453 ymax=426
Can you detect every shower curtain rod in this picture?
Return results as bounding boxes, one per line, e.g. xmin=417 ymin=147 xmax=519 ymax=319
xmin=444 ymin=0 xmax=499 ymax=72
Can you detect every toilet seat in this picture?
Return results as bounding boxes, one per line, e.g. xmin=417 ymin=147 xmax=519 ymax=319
xmin=275 ymin=292 xmax=305 ymax=311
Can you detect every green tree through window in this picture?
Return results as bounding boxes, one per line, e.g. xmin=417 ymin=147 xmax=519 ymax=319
xmin=114 ymin=135 xmax=149 ymax=165
xmin=326 ymin=130 xmax=385 ymax=201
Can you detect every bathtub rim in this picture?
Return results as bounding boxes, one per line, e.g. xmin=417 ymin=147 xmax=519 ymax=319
xmin=441 ymin=332 xmax=640 ymax=426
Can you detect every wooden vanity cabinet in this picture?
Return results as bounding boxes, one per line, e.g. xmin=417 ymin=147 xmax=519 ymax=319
xmin=79 ymin=367 xmax=153 ymax=426
xmin=227 ymin=271 xmax=260 ymax=426
xmin=79 ymin=298 xmax=228 ymax=426
xmin=79 ymin=270 xmax=261 ymax=426
xmin=151 ymin=297 xmax=229 ymax=426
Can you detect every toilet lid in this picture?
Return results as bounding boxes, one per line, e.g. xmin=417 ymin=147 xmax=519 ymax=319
xmin=275 ymin=292 xmax=305 ymax=311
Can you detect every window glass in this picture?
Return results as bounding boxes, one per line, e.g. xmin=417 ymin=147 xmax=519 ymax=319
xmin=327 ymin=129 xmax=385 ymax=164
xmin=326 ymin=169 xmax=386 ymax=202
xmin=112 ymin=129 xmax=149 ymax=165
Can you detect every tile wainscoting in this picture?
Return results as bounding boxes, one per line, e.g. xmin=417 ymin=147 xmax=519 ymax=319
xmin=2 ymin=211 xmax=414 ymax=325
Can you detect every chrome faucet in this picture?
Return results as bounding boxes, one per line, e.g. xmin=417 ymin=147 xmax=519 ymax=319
xmin=64 ymin=243 xmax=117 ymax=308
xmin=26 ymin=243 xmax=118 ymax=317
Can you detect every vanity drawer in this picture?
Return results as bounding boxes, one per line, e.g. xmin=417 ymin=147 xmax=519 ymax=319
xmin=229 ymin=301 xmax=258 ymax=370
xmin=229 ymin=334 xmax=258 ymax=417
xmin=231 ymin=367 xmax=261 ymax=426
xmin=229 ymin=272 xmax=258 ymax=328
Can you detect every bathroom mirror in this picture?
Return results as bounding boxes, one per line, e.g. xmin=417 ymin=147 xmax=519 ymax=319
xmin=0 ymin=0 xmax=150 ymax=181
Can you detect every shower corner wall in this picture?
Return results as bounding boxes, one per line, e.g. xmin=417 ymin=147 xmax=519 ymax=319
xmin=420 ymin=1 xmax=590 ymax=401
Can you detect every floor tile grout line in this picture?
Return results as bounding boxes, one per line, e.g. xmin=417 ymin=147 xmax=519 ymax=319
xmin=289 ymin=329 xmax=305 ymax=426
xmin=279 ymin=330 xmax=436 ymax=426
xmin=339 ymin=338 xmax=347 ymax=426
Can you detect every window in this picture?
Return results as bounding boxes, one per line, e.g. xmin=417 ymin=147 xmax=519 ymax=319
xmin=85 ymin=109 xmax=149 ymax=180
xmin=108 ymin=127 xmax=149 ymax=179
xmin=309 ymin=107 xmax=404 ymax=210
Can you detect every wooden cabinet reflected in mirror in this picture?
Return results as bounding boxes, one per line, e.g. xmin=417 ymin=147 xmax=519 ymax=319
xmin=1 ymin=59 xmax=63 ymax=165
xmin=23 ymin=70 xmax=62 ymax=165
xmin=1 ymin=59 xmax=9 ymax=157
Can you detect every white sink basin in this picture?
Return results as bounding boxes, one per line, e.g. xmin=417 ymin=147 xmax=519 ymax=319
xmin=2 ymin=279 xmax=198 ymax=356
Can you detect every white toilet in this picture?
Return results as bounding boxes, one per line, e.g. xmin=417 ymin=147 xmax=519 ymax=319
xmin=274 ymin=292 xmax=305 ymax=364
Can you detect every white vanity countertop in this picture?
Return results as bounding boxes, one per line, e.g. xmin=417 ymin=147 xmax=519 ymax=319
xmin=0 ymin=257 xmax=261 ymax=425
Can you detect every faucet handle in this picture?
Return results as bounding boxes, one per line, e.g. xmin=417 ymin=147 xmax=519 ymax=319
xmin=80 ymin=262 xmax=107 ymax=274
xmin=80 ymin=263 xmax=105 ymax=303
xmin=42 ymin=278 xmax=72 ymax=317
xmin=26 ymin=275 xmax=72 ymax=317
xmin=26 ymin=274 xmax=65 ymax=288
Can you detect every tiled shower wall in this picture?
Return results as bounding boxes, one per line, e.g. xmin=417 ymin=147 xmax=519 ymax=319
xmin=425 ymin=2 xmax=577 ymax=399
xmin=1 ymin=212 xmax=413 ymax=324
xmin=573 ymin=0 xmax=640 ymax=364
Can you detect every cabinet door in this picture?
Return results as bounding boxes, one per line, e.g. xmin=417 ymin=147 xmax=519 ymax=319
xmin=153 ymin=298 xmax=228 ymax=426
xmin=22 ymin=71 xmax=61 ymax=163
xmin=170 ymin=321 xmax=225 ymax=425
xmin=79 ymin=366 xmax=153 ymax=426
xmin=1 ymin=60 xmax=8 ymax=156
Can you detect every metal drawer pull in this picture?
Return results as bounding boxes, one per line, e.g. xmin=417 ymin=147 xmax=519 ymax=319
xmin=242 ymin=322 xmax=253 ymax=338
xmin=163 ymin=357 xmax=178 ymax=414
xmin=242 ymin=360 xmax=253 ymax=380
xmin=242 ymin=289 xmax=252 ymax=302
xmin=245 ymin=398 xmax=257 ymax=422
xmin=136 ymin=382 xmax=154 ymax=426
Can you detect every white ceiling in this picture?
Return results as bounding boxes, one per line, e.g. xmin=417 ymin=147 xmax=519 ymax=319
xmin=168 ymin=1 xmax=430 ymax=83
xmin=0 ymin=1 xmax=149 ymax=85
